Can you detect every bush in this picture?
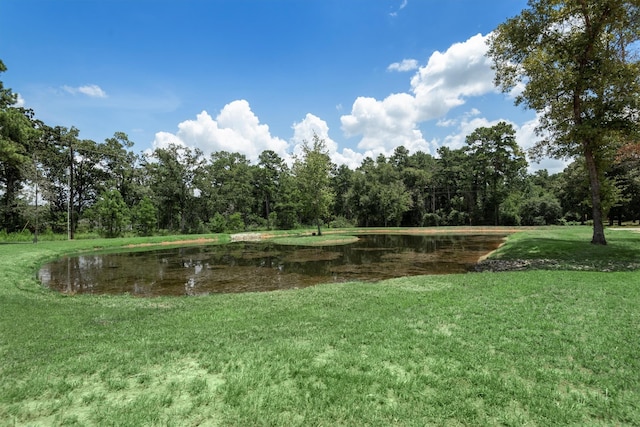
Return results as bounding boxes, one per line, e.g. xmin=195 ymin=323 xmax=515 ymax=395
xmin=226 ymin=213 xmax=245 ymax=232
xmin=500 ymin=210 xmax=521 ymax=226
xmin=423 ymin=213 xmax=441 ymax=227
xmin=245 ymin=214 xmax=268 ymax=231
xmin=276 ymin=208 xmax=298 ymax=230
xmin=520 ymin=194 xmax=563 ymax=226
xmin=329 ymin=216 xmax=354 ymax=228
xmin=133 ymin=197 xmax=157 ymax=236
xmin=268 ymin=212 xmax=278 ymax=230
xmin=446 ymin=210 xmax=469 ymax=226
xmin=208 ymin=213 xmax=226 ymax=234
xmin=0 ymin=229 xmax=33 ymax=242
xmin=93 ymin=190 xmax=130 ymax=238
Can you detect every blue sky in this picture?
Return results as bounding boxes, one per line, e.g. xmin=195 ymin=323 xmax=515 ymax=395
xmin=0 ymin=0 xmax=566 ymax=172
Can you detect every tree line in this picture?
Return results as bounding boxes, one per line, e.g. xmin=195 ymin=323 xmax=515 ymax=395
xmin=2 ymin=61 xmax=639 ymax=239
xmin=3 ymin=0 xmax=640 ymax=242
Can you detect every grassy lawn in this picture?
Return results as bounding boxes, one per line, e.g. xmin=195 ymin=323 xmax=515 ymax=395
xmin=1 ymin=227 xmax=639 ymax=426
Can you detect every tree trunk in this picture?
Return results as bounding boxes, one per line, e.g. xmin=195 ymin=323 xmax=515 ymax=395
xmin=584 ymin=146 xmax=607 ymax=245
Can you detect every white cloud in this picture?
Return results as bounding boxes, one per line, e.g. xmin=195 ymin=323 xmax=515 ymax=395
xmin=433 ymin=110 xmax=567 ymax=173
xmin=151 ymin=100 xmax=289 ymax=163
xmin=63 ymin=84 xmax=108 ymax=98
xmin=148 ymin=33 xmax=562 ymax=174
xmin=410 ymin=33 xmax=496 ymax=120
xmin=390 ymin=0 xmax=408 ymax=16
xmin=291 ymin=113 xmax=364 ymax=169
xmin=15 ymin=93 xmax=25 ymax=107
xmin=440 ymin=113 xmax=500 ymax=151
xmin=387 ymin=59 xmax=419 ymax=72
xmin=515 ymin=114 xmax=569 ymax=174
xmin=341 ymin=93 xmax=430 ymax=153
xmin=341 ymin=33 xmax=496 ymax=155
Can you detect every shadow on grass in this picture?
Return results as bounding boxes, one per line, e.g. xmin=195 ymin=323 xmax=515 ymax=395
xmin=489 ymin=229 xmax=640 ymax=271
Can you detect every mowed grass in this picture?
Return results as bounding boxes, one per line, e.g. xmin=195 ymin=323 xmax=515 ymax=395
xmin=1 ymin=227 xmax=639 ymax=426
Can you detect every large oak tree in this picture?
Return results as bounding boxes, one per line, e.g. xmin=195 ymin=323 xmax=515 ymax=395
xmin=488 ymin=0 xmax=640 ymax=244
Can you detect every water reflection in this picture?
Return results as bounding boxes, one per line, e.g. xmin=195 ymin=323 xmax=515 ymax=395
xmin=39 ymin=234 xmax=505 ymax=296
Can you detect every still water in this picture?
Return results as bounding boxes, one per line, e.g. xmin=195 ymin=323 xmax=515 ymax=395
xmin=39 ymin=234 xmax=505 ymax=297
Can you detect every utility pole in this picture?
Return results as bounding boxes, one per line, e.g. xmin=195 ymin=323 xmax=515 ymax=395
xmin=68 ymin=140 xmax=74 ymax=240
xmin=33 ymin=154 xmax=38 ymax=244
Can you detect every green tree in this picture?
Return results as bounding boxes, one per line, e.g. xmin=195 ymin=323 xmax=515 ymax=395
xmin=292 ymin=133 xmax=335 ymax=236
xmin=372 ymin=154 xmax=413 ymax=227
xmin=347 ymin=155 xmax=412 ymax=227
xmin=200 ymin=151 xmax=253 ymax=227
xmin=132 ymin=196 xmax=157 ymax=236
xmin=347 ymin=157 xmax=377 ymax=227
xmin=400 ymin=150 xmax=436 ymax=226
xmin=330 ymin=164 xmax=355 ymax=223
xmin=146 ymin=144 xmax=203 ymax=233
xmin=464 ymin=122 xmax=527 ymax=225
xmin=0 ymin=107 xmax=34 ymax=232
xmin=0 ymin=60 xmax=17 ymax=107
xmin=520 ymin=193 xmax=563 ymax=225
xmin=255 ymin=150 xmax=287 ymax=229
xmin=273 ymin=172 xmax=301 ymax=230
xmin=101 ymin=132 xmax=140 ymax=208
xmin=35 ymin=126 xmax=78 ymax=234
xmin=557 ymin=161 xmax=592 ymax=223
xmin=92 ymin=189 xmax=129 ymax=238
xmin=612 ymin=143 xmax=640 ymax=223
xmin=435 ymin=146 xmax=473 ymax=223
xmin=0 ymin=61 xmax=40 ymax=232
xmin=73 ymin=137 xmax=113 ymax=234
xmin=488 ymin=0 xmax=640 ymax=244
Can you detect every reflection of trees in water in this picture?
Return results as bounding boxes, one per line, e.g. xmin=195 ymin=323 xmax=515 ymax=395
xmin=40 ymin=234 xmax=506 ymax=296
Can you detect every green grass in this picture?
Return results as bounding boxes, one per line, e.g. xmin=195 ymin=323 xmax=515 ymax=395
xmin=1 ymin=227 xmax=639 ymax=425
xmin=491 ymin=226 xmax=640 ymax=270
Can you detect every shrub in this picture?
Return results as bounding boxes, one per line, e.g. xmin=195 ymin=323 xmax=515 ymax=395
xmin=226 ymin=213 xmax=245 ymax=232
xmin=446 ymin=210 xmax=469 ymax=226
xmin=423 ymin=213 xmax=441 ymax=227
xmin=133 ymin=197 xmax=157 ymax=236
xmin=208 ymin=213 xmax=226 ymax=234
xmin=329 ymin=216 xmax=354 ymax=228
xmin=520 ymin=194 xmax=563 ymax=225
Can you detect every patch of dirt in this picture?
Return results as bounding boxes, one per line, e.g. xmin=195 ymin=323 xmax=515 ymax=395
xmin=124 ymin=237 xmax=219 ymax=248
xmin=231 ymin=232 xmax=265 ymax=242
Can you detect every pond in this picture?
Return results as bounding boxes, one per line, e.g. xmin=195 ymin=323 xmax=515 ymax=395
xmin=39 ymin=234 xmax=505 ymax=296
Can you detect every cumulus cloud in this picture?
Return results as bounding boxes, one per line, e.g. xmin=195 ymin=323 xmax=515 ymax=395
xmin=341 ymin=93 xmax=432 ymax=155
xmin=410 ymin=33 xmax=496 ymax=120
xmin=387 ymin=59 xmax=419 ymax=72
xmin=148 ymin=32 xmax=560 ymax=173
xmin=291 ymin=113 xmax=364 ymax=169
xmin=63 ymin=84 xmax=107 ymax=98
xmin=433 ymin=110 xmax=567 ymax=173
xmin=341 ymin=33 xmax=496 ymax=155
xmin=152 ymin=100 xmax=289 ymax=163
xmin=440 ymin=111 xmax=501 ymax=151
